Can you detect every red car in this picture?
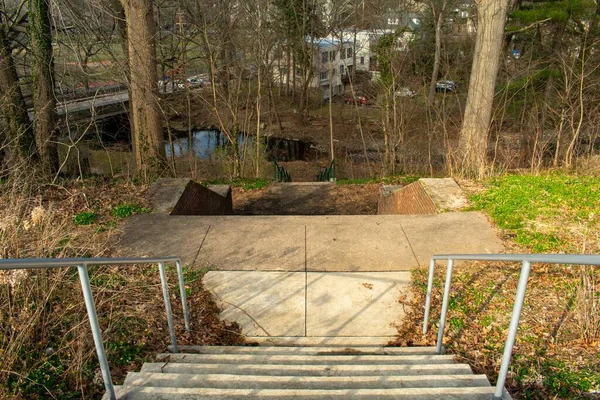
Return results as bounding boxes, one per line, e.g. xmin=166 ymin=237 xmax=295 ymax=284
xmin=345 ymin=95 xmax=368 ymax=106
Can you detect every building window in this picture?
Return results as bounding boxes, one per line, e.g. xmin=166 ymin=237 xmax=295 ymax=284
xmin=322 ymin=52 xmax=328 ymax=63
xmin=320 ymin=71 xmax=328 ymax=80
xmin=346 ymin=48 xmax=353 ymax=59
xmin=360 ymin=56 xmax=365 ymax=65
xmin=340 ymin=65 xmax=345 ymax=75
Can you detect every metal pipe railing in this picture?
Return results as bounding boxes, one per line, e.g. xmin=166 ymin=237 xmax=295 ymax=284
xmin=0 ymin=256 xmax=191 ymax=400
xmin=422 ymin=253 xmax=600 ymax=400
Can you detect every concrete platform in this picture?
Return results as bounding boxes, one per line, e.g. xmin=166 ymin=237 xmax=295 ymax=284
xmin=197 ymin=223 xmax=305 ymax=271
xmin=118 ymin=212 xmax=503 ymax=270
xmin=204 ymin=271 xmax=412 ymax=338
xmin=118 ymin=212 xmax=502 ymax=341
xmin=306 ymin=223 xmax=417 ymax=271
xmin=399 ymin=212 xmax=503 ymax=265
xmin=306 ymin=272 xmax=412 ymax=336
xmin=203 ymin=271 xmax=305 ymax=337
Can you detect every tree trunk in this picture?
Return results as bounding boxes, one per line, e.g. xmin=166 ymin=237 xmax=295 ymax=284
xmin=120 ymin=0 xmax=165 ymax=180
xmin=427 ymin=0 xmax=447 ymax=104
xmin=29 ymin=0 xmax=58 ymax=174
xmin=457 ymin=0 xmax=509 ymax=179
xmin=0 ymin=25 xmax=37 ymax=163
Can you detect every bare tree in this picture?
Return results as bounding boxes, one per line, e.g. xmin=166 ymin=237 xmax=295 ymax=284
xmin=119 ymin=0 xmax=166 ymax=179
xmin=457 ymin=0 xmax=509 ymax=178
xmin=0 ymin=3 xmax=36 ymax=165
xmin=29 ymin=0 xmax=58 ymax=173
xmin=427 ymin=0 xmax=448 ymax=104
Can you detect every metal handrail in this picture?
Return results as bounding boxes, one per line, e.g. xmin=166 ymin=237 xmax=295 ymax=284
xmin=0 ymin=256 xmax=192 ymax=400
xmin=319 ymin=159 xmax=336 ymax=182
xmin=273 ymin=160 xmax=291 ymax=182
xmin=422 ymin=253 xmax=600 ymax=400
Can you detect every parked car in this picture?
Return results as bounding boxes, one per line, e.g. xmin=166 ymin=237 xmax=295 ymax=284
xmin=187 ymin=76 xmax=208 ymax=87
xmin=394 ymin=87 xmax=416 ymax=97
xmin=435 ymin=80 xmax=457 ymax=93
xmin=345 ymin=95 xmax=368 ymax=106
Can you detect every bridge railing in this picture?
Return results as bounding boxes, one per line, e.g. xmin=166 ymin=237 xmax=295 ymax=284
xmin=422 ymin=253 xmax=600 ymax=400
xmin=273 ymin=160 xmax=292 ymax=182
xmin=319 ymin=159 xmax=336 ymax=182
xmin=0 ymin=257 xmax=190 ymax=400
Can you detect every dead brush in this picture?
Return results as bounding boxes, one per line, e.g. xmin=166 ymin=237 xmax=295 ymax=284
xmin=576 ymin=266 xmax=600 ymax=343
xmin=0 ymin=175 xmax=243 ymax=399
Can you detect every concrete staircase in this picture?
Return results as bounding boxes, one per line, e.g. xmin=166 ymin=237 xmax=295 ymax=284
xmin=111 ymin=344 xmax=501 ymax=399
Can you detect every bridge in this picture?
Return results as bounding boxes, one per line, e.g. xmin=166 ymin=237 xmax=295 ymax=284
xmin=26 ymin=90 xmax=130 ymax=126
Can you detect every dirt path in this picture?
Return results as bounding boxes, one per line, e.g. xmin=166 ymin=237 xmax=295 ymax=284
xmin=232 ymin=183 xmax=380 ymax=215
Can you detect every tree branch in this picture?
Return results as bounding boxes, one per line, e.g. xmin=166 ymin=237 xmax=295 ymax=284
xmin=505 ymin=17 xmax=552 ymax=35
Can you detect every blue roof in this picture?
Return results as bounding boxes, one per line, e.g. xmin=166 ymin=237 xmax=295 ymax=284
xmin=306 ymin=37 xmax=349 ymax=48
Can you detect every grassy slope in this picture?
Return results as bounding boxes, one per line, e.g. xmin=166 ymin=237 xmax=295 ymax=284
xmin=396 ymin=173 xmax=600 ymax=399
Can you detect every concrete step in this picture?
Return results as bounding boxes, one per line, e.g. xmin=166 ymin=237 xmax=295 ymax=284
xmin=243 ymin=336 xmax=398 ymax=347
xmin=112 ymin=385 xmax=496 ymax=399
xmin=154 ymin=353 xmax=456 ymax=365
xmin=169 ymin=345 xmax=438 ymax=356
xmin=124 ymin=372 xmax=492 ymax=389
xmin=140 ymin=362 xmax=474 ymax=376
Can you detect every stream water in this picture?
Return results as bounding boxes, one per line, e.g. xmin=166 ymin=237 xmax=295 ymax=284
xmin=164 ymin=130 xmax=317 ymax=161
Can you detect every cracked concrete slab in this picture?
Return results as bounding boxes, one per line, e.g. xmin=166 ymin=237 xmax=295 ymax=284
xmin=118 ymin=214 xmax=210 ymax=266
xmin=400 ymin=211 xmax=504 ymax=265
xmin=196 ymin=223 xmax=305 ymax=271
xmin=203 ymin=271 xmax=305 ymax=337
xmin=306 ymin=272 xmax=412 ymax=337
xmin=306 ymin=222 xmax=418 ymax=271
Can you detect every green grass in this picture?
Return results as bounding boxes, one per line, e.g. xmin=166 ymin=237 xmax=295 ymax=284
xmin=73 ymin=211 xmax=98 ymax=225
xmin=204 ymin=178 xmax=270 ymax=191
xmin=469 ymin=173 xmax=600 ymax=252
xmin=111 ymin=204 xmax=150 ymax=219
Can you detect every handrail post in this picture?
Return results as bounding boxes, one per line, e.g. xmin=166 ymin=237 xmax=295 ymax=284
xmin=494 ymin=260 xmax=532 ymax=399
xmin=77 ymin=264 xmax=116 ymax=400
xmin=436 ymin=258 xmax=454 ymax=354
xmin=423 ymin=258 xmax=436 ymax=334
xmin=158 ymin=262 xmax=179 ymax=353
xmin=175 ymin=260 xmax=191 ymax=332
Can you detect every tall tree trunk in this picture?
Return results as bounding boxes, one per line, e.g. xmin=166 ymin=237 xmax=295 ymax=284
xmin=29 ymin=0 xmax=58 ymax=174
xmin=0 ymin=25 xmax=37 ymax=163
xmin=120 ymin=0 xmax=165 ymax=180
xmin=457 ymin=0 xmax=509 ymax=179
xmin=427 ymin=0 xmax=447 ymax=104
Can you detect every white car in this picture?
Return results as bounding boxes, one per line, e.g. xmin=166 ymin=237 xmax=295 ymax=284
xmin=394 ymin=88 xmax=416 ymax=97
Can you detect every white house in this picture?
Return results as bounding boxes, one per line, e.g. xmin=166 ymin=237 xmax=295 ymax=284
xmin=338 ymin=28 xmax=419 ymax=81
xmin=272 ymin=37 xmax=354 ymax=99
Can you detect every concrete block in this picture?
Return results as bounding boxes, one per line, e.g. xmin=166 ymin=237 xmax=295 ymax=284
xmin=419 ymin=178 xmax=469 ymax=212
xmin=378 ymin=182 xmax=437 ymax=215
xmin=147 ymin=178 xmax=190 ymax=213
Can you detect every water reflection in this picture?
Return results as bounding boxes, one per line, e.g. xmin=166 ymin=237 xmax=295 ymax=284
xmin=165 ymin=130 xmax=317 ymax=161
xmin=165 ymin=130 xmax=248 ymax=158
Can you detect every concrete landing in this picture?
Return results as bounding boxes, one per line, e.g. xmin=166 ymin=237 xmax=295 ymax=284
xmin=118 ymin=212 xmax=503 ymax=270
xmin=203 ymin=271 xmax=411 ymax=338
xmin=118 ymin=212 xmax=502 ymax=342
